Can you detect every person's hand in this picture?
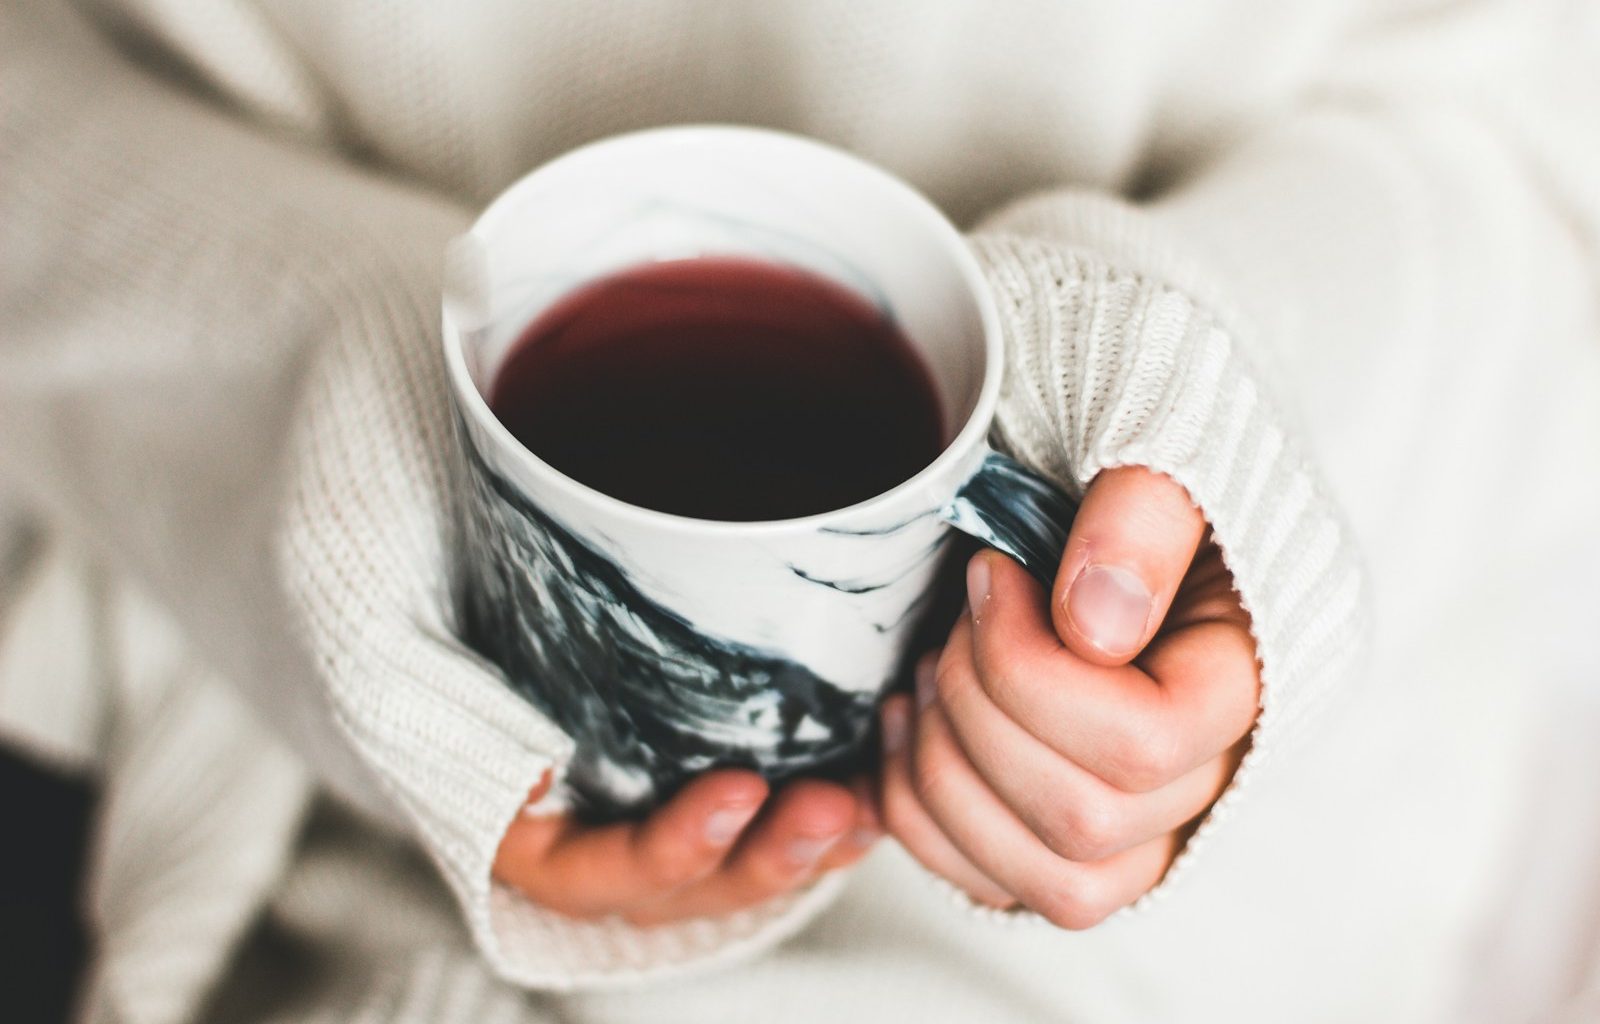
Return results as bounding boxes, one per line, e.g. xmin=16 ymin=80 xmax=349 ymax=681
xmin=879 ymin=465 xmax=1259 ymax=928
xmin=494 ymin=771 xmax=879 ymax=926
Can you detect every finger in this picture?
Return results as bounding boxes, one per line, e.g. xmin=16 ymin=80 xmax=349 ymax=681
xmin=908 ymin=690 xmax=1177 ymax=929
xmin=967 ymin=553 xmax=1259 ymax=792
xmin=816 ymin=776 xmax=883 ymax=872
xmin=627 ymin=777 xmax=858 ymax=925
xmin=1034 ymin=466 xmax=1206 ymax=665
xmin=625 ymin=777 xmax=863 ymax=925
xmin=933 ymin=623 xmax=1236 ymax=861
xmin=633 ymin=772 xmax=886 ymax=925
xmin=490 ymin=772 xmax=565 ymax=890
xmin=880 ymin=691 xmax=1016 ymax=908
xmin=495 ymin=769 xmax=767 ymax=917
xmin=1161 ymin=536 xmax=1253 ymax=633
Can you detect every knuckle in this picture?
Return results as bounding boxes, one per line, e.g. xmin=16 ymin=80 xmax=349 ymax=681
xmin=738 ymin=837 xmax=811 ymax=894
xmin=726 ymin=862 xmax=782 ymax=903
xmin=1041 ymin=796 xmax=1124 ymax=863
xmin=639 ymin=842 xmax=705 ymax=890
xmin=743 ymin=858 xmax=802 ymax=899
xmin=1027 ymin=875 xmax=1115 ymax=932
xmin=1103 ymin=717 xmax=1185 ymax=793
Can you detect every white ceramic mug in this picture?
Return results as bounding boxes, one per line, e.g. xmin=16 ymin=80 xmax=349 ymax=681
xmin=443 ymin=126 xmax=1075 ymax=818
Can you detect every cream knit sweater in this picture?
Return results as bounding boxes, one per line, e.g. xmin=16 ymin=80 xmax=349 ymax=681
xmin=3 ymin=0 xmax=1600 ymax=1021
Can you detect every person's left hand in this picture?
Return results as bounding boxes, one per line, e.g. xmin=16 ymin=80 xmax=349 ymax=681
xmin=879 ymin=465 xmax=1260 ymax=927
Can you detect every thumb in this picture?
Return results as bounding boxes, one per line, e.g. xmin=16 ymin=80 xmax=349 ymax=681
xmin=1048 ymin=466 xmax=1206 ymax=666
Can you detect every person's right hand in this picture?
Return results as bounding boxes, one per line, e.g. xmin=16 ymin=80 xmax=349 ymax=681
xmin=493 ymin=770 xmax=879 ymax=926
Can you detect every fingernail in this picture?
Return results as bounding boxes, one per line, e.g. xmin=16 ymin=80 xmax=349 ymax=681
xmin=966 ymin=556 xmax=991 ymax=623
xmin=881 ymin=700 xmax=909 ymax=755
xmin=1066 ymin=564 xmax=1152 ymax=657
xmin=915 ymin=656 xmax=937 ymax=711
xmin=851 ymin=826 xmax=882 ymax=848
xmin=787 ymin=833 xmax=841 ymax=867
xmin=703 ymin=803 xmax=759 ymax=845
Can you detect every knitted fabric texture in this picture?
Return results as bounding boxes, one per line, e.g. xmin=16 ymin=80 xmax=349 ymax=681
xmin=5 ymin=0 xmax=1599 ymax=1019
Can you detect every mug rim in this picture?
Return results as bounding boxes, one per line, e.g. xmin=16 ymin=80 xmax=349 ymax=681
xmin=442 ymin=124 xmax=1003 ymax=537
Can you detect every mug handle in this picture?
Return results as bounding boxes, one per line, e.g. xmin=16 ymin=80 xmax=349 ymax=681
xmin=941 ymin=448 xmax=1078 ymax=588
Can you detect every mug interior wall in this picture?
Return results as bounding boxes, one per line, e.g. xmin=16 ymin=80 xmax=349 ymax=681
xmin=465 ymin=131 xmax=987 ymax=445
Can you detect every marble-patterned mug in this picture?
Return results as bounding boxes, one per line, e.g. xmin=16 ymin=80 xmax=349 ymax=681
xmin=443 ymin=126 xmax=1076 ymax=819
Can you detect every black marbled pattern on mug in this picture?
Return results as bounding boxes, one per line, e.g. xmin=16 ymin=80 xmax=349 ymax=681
xmin=787 ymin=533 xmax=949 ymax=595
xmin=457 ymin=440 xmax=878 ymax=820
xmin=945 ymin=450 xmax=1078 ymax=588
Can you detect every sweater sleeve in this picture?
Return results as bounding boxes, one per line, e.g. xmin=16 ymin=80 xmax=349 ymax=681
xmin=0 ymin=0 xmax=842 ymax=989
xmin=965 ymin=0 xmax=1599 ymax=912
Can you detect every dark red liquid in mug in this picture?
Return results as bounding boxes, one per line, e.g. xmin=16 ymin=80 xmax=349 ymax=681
xmin=489 ymin=257 xmax=945 ymax=521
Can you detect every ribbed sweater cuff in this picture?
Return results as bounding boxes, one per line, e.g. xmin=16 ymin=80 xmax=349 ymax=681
xmin=277 ymin=219 xmax=841 ymax=989
xmin=960 ymin=200 xmax=1366 ymax=916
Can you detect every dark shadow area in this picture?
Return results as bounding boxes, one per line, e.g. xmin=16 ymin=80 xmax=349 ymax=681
xmin=0 ymin=747 xmax=94 ymax=1024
